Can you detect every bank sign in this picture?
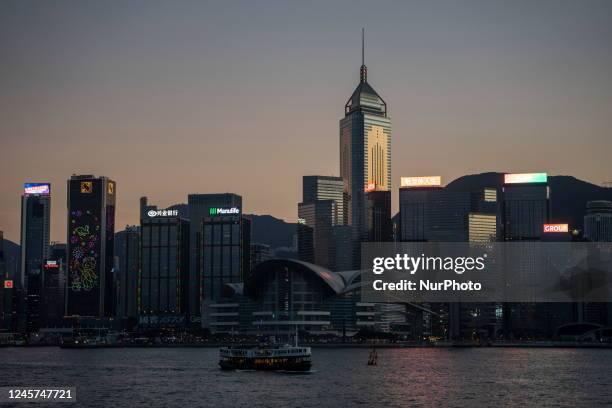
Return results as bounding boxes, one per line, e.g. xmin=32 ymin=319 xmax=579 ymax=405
xmin=209 ymin=207 xmax=240 ymax=216
xmin=147 ymin=209 xmax=179 ymax=217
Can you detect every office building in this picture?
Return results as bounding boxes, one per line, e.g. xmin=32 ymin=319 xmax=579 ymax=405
xmin=365 ymin=190 xmax=392 ymax=242
xmin=298 ymin=176 xmax=350 ymax=270
xmin=298 ymin=200 xmax=336 ymax=268
xmin=115 ymin=226 xmax=140 ymax=318
xmin=188 ymin=193 xmax=242 ymax=316
xmin=40 ymin=259 xmax=66 ymax=327
xmin=201 ymin=205 xmax=250 ymax=302
xmin=502 ymin=173 xmax=550 ymax=240
xmin=139 ymin=208 xmax=189 ymax=318
xmin=20 ymin=183 xmax=51 ymax=290
xmin=0 ymin=231 xmax=15 ymax=331
xmin=584 ymin=200 xmax=612 ymax=242
xmin=302 ymin=176 xmax=345 ymax=223
xmin=66 ymin=175 xmax=116 ymax=317
xmin=340 ymin=31 xmax=391 ymax=244
xmin=398 ymin=178 xmax=471 ymax=242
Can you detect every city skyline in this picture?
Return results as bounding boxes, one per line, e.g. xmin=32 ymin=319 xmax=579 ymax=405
xmin=2 ymin=1 xmax=612 ymax=242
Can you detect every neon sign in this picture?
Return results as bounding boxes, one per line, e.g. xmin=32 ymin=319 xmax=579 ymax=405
xmin=504 ymin=173 xmax=547 ymax=184
xmin=544 ymin=224 xmax=568 ymax=233
xmin=24 ymin=183 xmax=50 ymax=196
xmin=400 ymin=176 xmax=442 ymax=188
xmin=147 ymin=209 xmax=179 ymax=217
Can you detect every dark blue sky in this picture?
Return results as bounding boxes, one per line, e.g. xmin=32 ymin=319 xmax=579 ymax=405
xmin=1 ymin=0 xmax=611 ymax=241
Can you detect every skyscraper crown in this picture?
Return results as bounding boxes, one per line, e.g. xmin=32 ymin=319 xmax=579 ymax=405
xmin=345 ymin=29 xmax=387 ymax=116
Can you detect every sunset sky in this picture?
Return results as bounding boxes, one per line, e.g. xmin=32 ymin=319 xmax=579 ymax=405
xmin=1 ymin=0 xmax=611 ymax=242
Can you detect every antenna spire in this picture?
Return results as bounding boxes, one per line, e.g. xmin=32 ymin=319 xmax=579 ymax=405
xmin=360 ymin=28 xmax=367 ymax=82
xmin=362 ymin=27 xmax=365 ymax=66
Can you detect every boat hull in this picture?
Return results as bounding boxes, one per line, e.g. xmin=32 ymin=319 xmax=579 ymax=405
xmin=219 ymin=358 xmax=311 ymax=371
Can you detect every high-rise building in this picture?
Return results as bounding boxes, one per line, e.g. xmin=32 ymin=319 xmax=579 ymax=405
xmin=40 ymin=259 xmax=66 ymax=327
xmin=188 ymin=193 xmax=242 ymax=316
xmin=20 ymin=183 xmax=51 ymax=290
xmin=340 ymin=30 xmax=391 ymax=244
xmin=297 ymin=176 xmax=347 ymax=270
xmin=501 ymin=173 xmax=550 ymax=241
xmin=302 ymin=176 xmax=345 ymax=222
xmin=115 ymin=226 xmax=140 ymax=319
xmin=0 ymin=231 xmax=13 ymax=331
xmin=584 ymin=200 xmax=612 ymax=242
xmin=66 ymin=175 xmax=116 ymax=317
xmin=500 ymin=173 xmax=550 ymax=339
xmin=201 ymin=206 xmax=250 ymax=302
xmin=365 ymin=190 xmax=392 ymax=242
xmin=398 ymin=178 xmax=470 ymax=242
xmin=139 ymin=209 xmax=189 ymax=317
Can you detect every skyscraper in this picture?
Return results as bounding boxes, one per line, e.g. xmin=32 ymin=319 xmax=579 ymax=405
xmin=115 ymin=226 xmax=140 ymax=319
xmin=584 ymin=200 xmax=612 ymax=242
xmin=340 ymin=30 xmax=391 ymax=244
xmin=297 ymin=175 xmax=345 ymax=269
xmin=66 ymin=175 xmax=116 ymax=317
xmin=20 ymin=183 xmax=51 ymax=290
xmin=188 ymin=193 xmax=242 ymax=316
xmin=201 ymin=207 xmax=250 ymax=302
xmin=139 ymin=209 xmax=189 ymax=318
xmin=501 ymin=173 xmax=550 ymax=241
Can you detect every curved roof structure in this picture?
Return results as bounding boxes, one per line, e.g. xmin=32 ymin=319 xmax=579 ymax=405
xmin=246 ymin=259 xmax=347 ymax=296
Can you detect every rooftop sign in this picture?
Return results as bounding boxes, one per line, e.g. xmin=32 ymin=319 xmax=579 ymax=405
xmin=504 ymin=173 xmax=547 ymax=184
xmin=400 ymin=176 xmax=442 ymax=188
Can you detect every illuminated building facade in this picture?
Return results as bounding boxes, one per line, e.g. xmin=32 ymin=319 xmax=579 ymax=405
xmin=66 ymin=175 xmax=116 ymax=317
xmin=340 ymin=31 xmax=391 ymax=244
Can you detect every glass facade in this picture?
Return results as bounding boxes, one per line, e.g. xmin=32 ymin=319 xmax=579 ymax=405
xmin=340 ymin=63 xmax=391 ymax=258
xmin=139 ymin=217 xmax=189 ymax=315
xmin=20 ymin=192 xmax=50 ymax=290
xmin=188 ymin=193 xmax=242 ymax=316
xmin=201 ymin=215 xmax=250 ymax=302
xmin=115 ymin=226 xmax=140 ymax=318
xmin=399 ymin=188 xmax=471 ymax=242
xmin=502 ymin=183 xmax=550 ymax=240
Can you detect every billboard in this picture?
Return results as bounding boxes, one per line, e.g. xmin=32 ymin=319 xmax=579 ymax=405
xmin=504 ymin=172 xmax=547 ymax=184
xmin=544 ymin=224 xmax=569 ymax=233
xmin=24 ymin=183 xmax=50 ymax=196
xmin=400 ymin=176 xmax=442 ymax=188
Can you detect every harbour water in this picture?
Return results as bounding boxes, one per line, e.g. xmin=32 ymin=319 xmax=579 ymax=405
xmin=2 ymin=347 xmax=612 ymax=407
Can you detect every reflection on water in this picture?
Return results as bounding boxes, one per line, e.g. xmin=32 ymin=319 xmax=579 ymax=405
xmin=2 ymin=347 xmax=612 ymax=407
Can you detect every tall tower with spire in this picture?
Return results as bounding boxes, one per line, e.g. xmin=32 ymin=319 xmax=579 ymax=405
xmin=340 ymin=29 xmax=392 ymax=251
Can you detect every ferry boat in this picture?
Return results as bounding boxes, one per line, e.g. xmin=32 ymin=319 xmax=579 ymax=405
xmin=219 ymin=344 xmax=312 ymax=371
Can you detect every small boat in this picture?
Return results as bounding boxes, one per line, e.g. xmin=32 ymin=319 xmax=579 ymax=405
xmin=219 ymin=344 xmax=312 ymax=371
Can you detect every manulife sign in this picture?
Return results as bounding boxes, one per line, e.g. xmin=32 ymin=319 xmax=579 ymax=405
xmin=504 ymin=172 xmax=548 ymax=184
xmin=209 ymin=207 xmax=240 ymax=216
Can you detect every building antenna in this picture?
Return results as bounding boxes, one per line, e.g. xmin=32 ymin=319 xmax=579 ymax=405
xmin=360 ymin=28 xmax=367 ymax=83
xmin=362 ymin=27 xmax=365 ymax=66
